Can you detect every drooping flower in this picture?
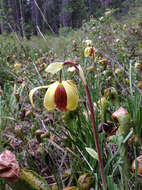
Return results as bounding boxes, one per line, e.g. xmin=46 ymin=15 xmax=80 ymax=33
xmin=29 ymin=80 xmax=79 ymax=112
xmin=84 ymin=47 xmax=95 ymax=57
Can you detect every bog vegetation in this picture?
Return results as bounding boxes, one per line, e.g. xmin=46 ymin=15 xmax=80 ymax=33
xmin=0 ymin=1 xmax=142 ymax=190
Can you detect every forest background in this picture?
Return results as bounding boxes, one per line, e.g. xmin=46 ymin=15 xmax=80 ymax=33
xmin=0 ymin=0 xmax=135 ymax=37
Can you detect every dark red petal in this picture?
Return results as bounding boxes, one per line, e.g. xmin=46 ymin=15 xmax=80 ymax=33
xmin=54 ymin=84 xmax=67 ymax=111
xmin=90 ymin=47 xmax=94 ymax=56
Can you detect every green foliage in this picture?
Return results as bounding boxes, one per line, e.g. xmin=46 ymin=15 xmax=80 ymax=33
xmin=12 ymin=169 xmax=50 ymax=190
xmin=0 ymin=1 xmax=142 ymax=189
xmin=0 ymin=0 xmax=137 ymax=35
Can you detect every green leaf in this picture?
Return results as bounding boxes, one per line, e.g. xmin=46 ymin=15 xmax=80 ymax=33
xmin=85 ymin=147 xmax=98 ymax=160
xmin=45 ymin=62 xmax=63 ymax=74
xmin=78 ymin=65 xmax=86 ymax=85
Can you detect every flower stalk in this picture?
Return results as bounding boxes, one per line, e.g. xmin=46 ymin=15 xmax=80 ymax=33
xmin=59 ymin=70 xmax=62 ymax=83
xmin=64 ymin=61 xmax=107 ymax=190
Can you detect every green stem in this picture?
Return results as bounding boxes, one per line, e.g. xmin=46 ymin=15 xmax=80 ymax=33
xmin=59 ymin=70 xmax=62 ymax=83
xmin=129 ymin=62 xmax=133 ymax=96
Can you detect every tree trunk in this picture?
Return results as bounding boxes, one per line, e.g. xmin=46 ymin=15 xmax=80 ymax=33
xmin=99 ymin=0 xmax=112 ymax=8
xmin=43 ymin=0 xmax=58 ymax=33
xmin=30 ymin=0 xmax=40 ymax=35
xmin=19 ymin=0 xmax=25 ymax=37
xmin=60 ymin=0 xmax=72 ymax=27
xmin=0 ymin=0 xmax=4 ymax=34
xmin=13 ymin=0 xmax=23 ymax=36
